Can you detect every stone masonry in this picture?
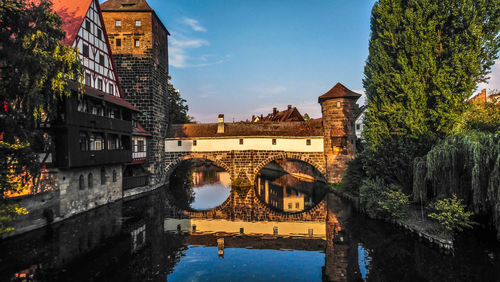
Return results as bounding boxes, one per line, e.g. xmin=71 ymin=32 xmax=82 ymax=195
xmin=102 ymin=3 xmax=170 ymax=186
xmin=165 ymin=150 xmax=326 ymax=186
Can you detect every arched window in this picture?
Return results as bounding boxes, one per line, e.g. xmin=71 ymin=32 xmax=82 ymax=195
xmin=112 ymin=170 xmax=117 ymax=182
xmin=79 ymin=175 xmax=85 ymax=190
xmin=88 ymin=173 xmax=93 ymax=189
xmin=101 ymin=167 xmax=106 ymax=185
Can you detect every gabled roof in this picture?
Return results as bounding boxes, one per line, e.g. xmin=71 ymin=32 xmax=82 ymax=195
xmin=255 ymin=107 xmax=305 ymax=122
xmin=52 ymin=0 xmax=93 ymax=46
xmin=318 ymin=82 xmax=362 ymax=103
xmin=100 ymin=0 xmax=153 ymax=11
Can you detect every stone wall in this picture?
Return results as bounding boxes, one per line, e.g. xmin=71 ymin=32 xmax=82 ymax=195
xmin=103 ymin=10 xmax=170 ymax=187
xmin=57 ymin=165 xmax=122 ymax=218
xmin=164 ymin=150 xmax=326 ymax=185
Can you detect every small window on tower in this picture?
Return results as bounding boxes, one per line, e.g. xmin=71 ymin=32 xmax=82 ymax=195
xmin=337 ymin=101 xmax=341 ymax=108
xmin=135 ymin=20 xmax=141 ymax=26
xmin=85 ymin=20 xmax=91 ymax=31
xmin=115 ymin=20 xmax=121 ymax=27
xmin=82 ymin=44 xmax=89 ymax=57
xmin=99 ymin=54 xmax=104 ymax=65
xmin=134 ymin=39 xmax=140 ymax=47
xmin=116 ymin=38 xmax=121 ymax=47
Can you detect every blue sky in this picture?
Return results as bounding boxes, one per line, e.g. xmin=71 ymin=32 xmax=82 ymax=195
xmin=112 ymin=0 xmax=499 ymax=123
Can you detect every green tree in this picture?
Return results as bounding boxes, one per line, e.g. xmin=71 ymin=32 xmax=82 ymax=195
xmin=0 ymin=0 xmax=82 ymax=233
xmin=303 ymin=113 xmax=312 ymax=121
xmin=361 ymin=0 xmax=500 ymax=190
xmin=168 ymin=81 xmax=194 ymax=124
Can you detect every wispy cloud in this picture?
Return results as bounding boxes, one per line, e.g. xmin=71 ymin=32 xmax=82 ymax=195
xmin=169 ymin=36 xmax=210 ymax=68
xmin=183 ymin=18 xmax=207 ymax=32
xmin=478 ymin=59 xmax=500 ymax=92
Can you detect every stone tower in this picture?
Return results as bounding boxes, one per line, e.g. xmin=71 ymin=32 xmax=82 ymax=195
xmin=101 ymin=0 xmax=170 ymax=184
xmin=318 ymin=83 xmax=361 ymax=183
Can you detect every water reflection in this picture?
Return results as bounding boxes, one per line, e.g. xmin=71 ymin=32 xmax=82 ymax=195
xmin=256 ymin=168 xmax=327 ymax=213
xmin=1 ymin=164 xmax=499 ymax=281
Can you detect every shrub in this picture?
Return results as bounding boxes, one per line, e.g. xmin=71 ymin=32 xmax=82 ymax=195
xmin=360 ymin=178 xmax=409 ymax=220
xmin=341 ymin=155 xmax=366 ymax=196
xmin=427 ymin=194 xmax=477 ymax=232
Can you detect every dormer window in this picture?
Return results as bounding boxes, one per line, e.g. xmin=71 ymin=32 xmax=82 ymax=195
xmin=97 ymin=29 xmax=102 ymax=40
xmin=84 ymin=73 xmax=91 ymax=86
xmin=108 ymin=84 xmax=114 ymax=95
xmin=115 ymin=20 xmax=121 ymax=27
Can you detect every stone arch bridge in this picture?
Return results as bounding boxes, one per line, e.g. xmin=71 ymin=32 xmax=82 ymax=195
xmin=164 ymin=120 xmax=328 ymax=185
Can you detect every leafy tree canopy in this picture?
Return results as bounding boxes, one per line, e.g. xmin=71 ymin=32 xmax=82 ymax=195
xmin=168 ymin=81 xmax=195 ymax=124
xmin=0 ymin=0 xmax=82 ymax=232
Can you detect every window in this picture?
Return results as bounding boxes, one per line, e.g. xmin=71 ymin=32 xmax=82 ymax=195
xmin=100 ymin=167 xmax=106 ymax=185
xmin=336 ymin=101 xmax=341 ymax=108
xmin=85 ymin=20 xmax=91 ymax=32
xmin=306 ymin=139 xmax=311 ymax=146
xmin=272 ymin=139 xmax=276 ymax=145
xmin=193 ymin=140 xmax=197 ymax=146
xmin=115 ymin=20 xmax=121 ymax=27
xmin=137 ymin=140 xmax=145 ymax=152
xmin=295 ymin=203 xmax=300 ymax=209
xmin=288 ymin=203 xmax=292 ymax=209
xmin=134 ymin=39 xmax=140 ymax=47
xmin=90 ymin=133 xmax=104 ymax=151
xmin=239 ymin=139 xmax=244 ymax=145
xmin=77 ymin=99 xmax=88 ymax=112
xmin=79 ymin=175 xmax=85 ymax=190
xmin=79 ymin=132 xmax=89 ymax=151
xmin=99 ymin=54 xmax=104 ymax=65
xmin=108 ymin=134 xmax=120 ymax=150
xmin=88 ymin=173 xmax=93 ymax=189
xmin=135 ymin=20 xmax=141 ymax=26
xmin=84 ymin=73 xmax=91 ymax=86
xmin=112 ymin=170 xmax=117 ymax=182
xmin=97 ymin=29 xmax=102 ymax=40
xmin=82 ymin=44 xmax=89 ymax=57
xmin=97 ymin=78 xmax=103 ymax=91
xmin=108 ymin=84 xmax=114 ymax=95
xmin=356 ymin=124 xmax=361 ymax=130
xmin=116 ymin=38 xmax=121 ymax=47
xmin=177 ymin=140 xmax=182 ymax=146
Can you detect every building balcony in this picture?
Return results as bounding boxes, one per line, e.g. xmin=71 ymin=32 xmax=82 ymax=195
xmin=62 ymin=149 xmax=132 ymax=168
xmin=123 ymin=174 xmax=149 ymax=190
xmin=68 ymin=111 xmax=132 ymax=133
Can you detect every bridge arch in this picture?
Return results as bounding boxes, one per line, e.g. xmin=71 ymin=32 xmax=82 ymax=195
xmin=165 ymin=154 xmax=233 ymax=182
xmin=253 ymin=152 xmax=327 ymax=183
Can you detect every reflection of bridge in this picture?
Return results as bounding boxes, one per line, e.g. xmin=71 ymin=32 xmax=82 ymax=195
xmin=164 ymin=83 xmax=362 ymax=184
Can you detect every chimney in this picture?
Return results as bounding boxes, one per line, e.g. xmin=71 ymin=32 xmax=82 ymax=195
xmin=217 ymin=114 xmax=224 ymax=134
xmin=287 ymin=105 xmax=292 ymax=110
xmin=273 ymin=107 xmax=277 ymax=115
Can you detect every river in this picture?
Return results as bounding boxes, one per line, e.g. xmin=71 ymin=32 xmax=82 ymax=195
xmin=0 ymin=162 xmax=499 ymax=281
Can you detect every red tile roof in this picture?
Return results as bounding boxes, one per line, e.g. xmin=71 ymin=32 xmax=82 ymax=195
xmin=168 ymin=120 xmax=323 ymax=138
xmin=257 ymin=107 xmax=305 ymax=122
xmin=52 ymin=0 xmax=93 ymax=46
xmin=318 ymin=82 xmax=362 ymax=103
xmin=101 ymin=0 xmax=153 ymax=11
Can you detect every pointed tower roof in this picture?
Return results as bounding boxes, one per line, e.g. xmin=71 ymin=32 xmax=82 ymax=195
xmin=100 ymin=0 xmax=153 ymax=11
xmin=318 ymin=82 xmax=362 ymax=103
xmin=52 ymin=0 xmax=93 ymax=46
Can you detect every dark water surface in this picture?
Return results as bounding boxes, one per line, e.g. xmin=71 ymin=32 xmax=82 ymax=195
xmin=1 ymin=164 xmax=500 ymax=281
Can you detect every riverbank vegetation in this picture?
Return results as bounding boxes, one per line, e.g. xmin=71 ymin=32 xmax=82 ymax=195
xmin=343 ymin=0 xmax=500 ymax=240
